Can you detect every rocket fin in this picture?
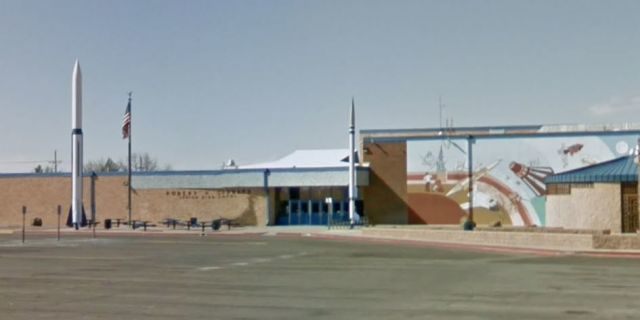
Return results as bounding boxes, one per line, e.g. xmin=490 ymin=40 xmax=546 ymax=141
xmin=66 ymin=205 xmax=88 ymax=228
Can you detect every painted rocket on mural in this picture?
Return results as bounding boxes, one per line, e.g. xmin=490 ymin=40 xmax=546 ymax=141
xmin=509 ymin=161 xmax=554 ymax=197
xmin=559 ymin=143 xmax=584 ymax=168
xmin=445 ymin=160 xmax=501 ymax=197
xmin=560 ymin=143 xmax=584 ymax=156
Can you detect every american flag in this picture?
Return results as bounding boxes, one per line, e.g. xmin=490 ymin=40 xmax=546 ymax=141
xmin=122 ymin=99 xmax=131 ymax=139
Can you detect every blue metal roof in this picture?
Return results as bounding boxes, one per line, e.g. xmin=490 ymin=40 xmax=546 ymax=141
xmin=545 ymin=156 xmax=638 ymax=184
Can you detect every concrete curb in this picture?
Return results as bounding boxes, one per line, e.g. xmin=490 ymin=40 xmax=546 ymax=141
xmin=302 ymin=232 xmax=640 ymax=259
xmin=5 ymin=226 xmax=640 ymax=258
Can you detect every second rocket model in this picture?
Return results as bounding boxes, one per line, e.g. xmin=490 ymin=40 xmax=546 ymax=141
xmin=71 ymin=60 xmax=84 ymax=229
xmin=348 ymin=98 xmax=356 ymax=226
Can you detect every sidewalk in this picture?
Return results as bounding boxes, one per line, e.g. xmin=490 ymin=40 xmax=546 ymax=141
xmin=4 ymin=224 xmax=640 ymax=257
xmin=267 ymin=225 xmax=640 ymax=257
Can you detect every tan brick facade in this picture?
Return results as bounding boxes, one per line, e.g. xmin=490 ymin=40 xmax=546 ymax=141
xmin=361 ymin=142 xmax=408 ymax=224
xmin=546 ymin=183 xmax=622 ymax=233
xmin=0 ymin=175 xmax=266 ymax=228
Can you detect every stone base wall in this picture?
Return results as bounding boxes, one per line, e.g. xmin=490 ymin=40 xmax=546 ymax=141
xmin=593 ymin=234 xmax=640 ymax=250
xmin=363 ymin=227 xmax=595 ymax=250
xmin=364 ymin=226 xmax=640 ymax=250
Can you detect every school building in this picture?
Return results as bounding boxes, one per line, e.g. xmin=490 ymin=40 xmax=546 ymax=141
xmin=2 ymin=123 xmax=640 ymax=233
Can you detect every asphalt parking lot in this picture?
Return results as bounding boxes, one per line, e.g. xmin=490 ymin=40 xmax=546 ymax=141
xmin=1 ymin=233 xmax=640 ymax=320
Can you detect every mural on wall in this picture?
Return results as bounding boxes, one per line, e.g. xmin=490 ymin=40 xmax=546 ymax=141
xmin=407 ymin=131 xmax=639 ymax=226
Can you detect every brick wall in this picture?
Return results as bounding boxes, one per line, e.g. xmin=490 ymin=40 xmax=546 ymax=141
xmin=0 ymin=175 xmax=266 ymax=228
xmin=361 ymin=142 xmax=408 ymax=224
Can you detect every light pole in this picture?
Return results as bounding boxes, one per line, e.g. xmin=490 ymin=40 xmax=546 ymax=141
xmin=263 ymin=169 xmax=271 ymax=226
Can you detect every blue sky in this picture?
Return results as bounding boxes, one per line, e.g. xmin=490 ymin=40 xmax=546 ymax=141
xmin=0 ymin=0 xmax=639 ymax=172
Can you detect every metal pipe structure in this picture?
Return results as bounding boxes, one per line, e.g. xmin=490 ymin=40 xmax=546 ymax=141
xmin=71 ymin=60 xmax=83 ymax=230
xmin=126 ymin=93 xmax=132 ymax=228
xmin=91 ymin=172 xmax=97 ymax=224
xmin=361 ymin=123 xmax=640 ymax=144
xmin=348 ymin=98 xmax=356 ymax=226
xmin=263 ymin=169 xmax=271 ymax=226
xmin=22 ymin=206 xmax=26 ymax=243
xmin=467 ymin=136 xmax=475 ymax=222
xmin=57 ymin=205 xmax=61 ymax=241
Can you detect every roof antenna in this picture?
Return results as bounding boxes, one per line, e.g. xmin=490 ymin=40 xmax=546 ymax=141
xmin=439 ymin=95 xmax=444 ymax=129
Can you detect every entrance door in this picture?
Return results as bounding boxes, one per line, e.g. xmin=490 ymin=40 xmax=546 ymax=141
xmin=621 ymin=183 xmax=639 ymax=233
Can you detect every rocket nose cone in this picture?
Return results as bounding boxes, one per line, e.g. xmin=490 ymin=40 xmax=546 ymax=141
xmin=350 ymin=98 xmax=355 ymax=126
xmin=72 ymin=59 xmax=83 ymax=129
xmin=73 ymin=60 xmax=81 ymax=77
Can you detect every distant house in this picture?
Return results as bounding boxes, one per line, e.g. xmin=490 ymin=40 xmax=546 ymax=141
xmin=544 ymin=156 xmax=639 ymax=233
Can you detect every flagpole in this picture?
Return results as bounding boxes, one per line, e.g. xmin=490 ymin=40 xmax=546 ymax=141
xmin=127 ymin=92 xmax=132 ymax=228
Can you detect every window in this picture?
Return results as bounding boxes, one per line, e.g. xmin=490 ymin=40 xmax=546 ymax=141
xmin=547 ymin=184 xmax=571 ymax=195
xmin=289 ymin=187 xmax=300 ymax=200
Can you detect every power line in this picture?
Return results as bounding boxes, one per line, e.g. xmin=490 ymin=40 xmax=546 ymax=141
xmin=0 ymin=150 xmax=62 ymax=172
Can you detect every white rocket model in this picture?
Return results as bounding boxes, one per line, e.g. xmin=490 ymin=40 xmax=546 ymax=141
xmin=71 ymin=60 xmax=83 ymax=229
xmin=348 ymin=98 xmax=356 ymax=226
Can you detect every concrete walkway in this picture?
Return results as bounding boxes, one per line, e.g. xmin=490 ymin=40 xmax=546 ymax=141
xmin=5 ymin=224 xmax=640 ymax=257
